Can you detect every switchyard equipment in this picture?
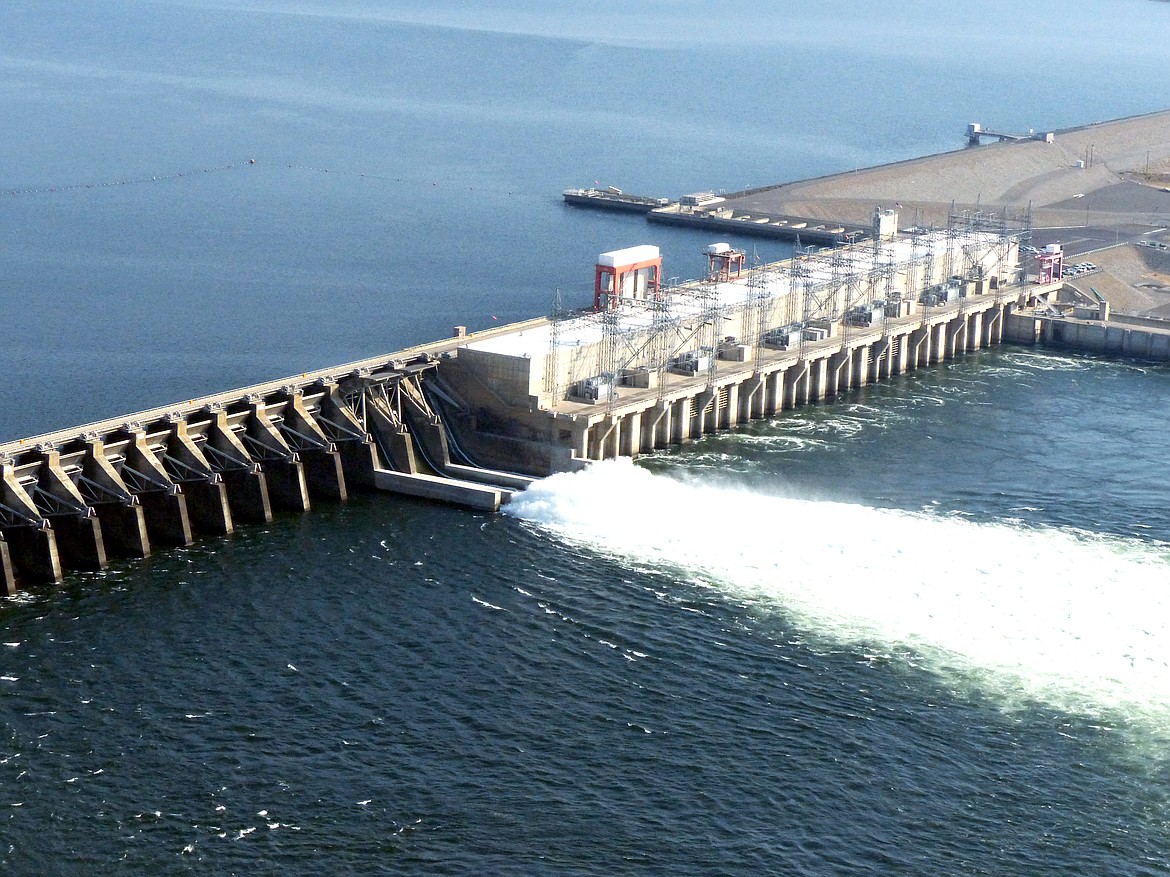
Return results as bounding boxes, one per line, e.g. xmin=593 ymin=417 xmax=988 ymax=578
xmin=445 ymin=209 xmax=1042 ymax=467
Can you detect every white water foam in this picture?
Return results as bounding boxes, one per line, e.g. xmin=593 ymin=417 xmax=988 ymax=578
xmin=506 ymin=459 xmax=1170 ymax=726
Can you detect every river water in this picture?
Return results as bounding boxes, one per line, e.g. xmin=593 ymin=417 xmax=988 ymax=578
xmin=4 ymin=2 xmax=1170 ymax=874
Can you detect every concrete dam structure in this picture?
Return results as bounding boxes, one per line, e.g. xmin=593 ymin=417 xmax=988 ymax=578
xmin=1 ymin=208 xmax=1050 ymax=594
xmin=443 ymin=209 xmax=1046 ymax=468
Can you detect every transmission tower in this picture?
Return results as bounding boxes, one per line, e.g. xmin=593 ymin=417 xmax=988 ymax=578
xmin=880 ymin=240 xmax=897 ymax=332
xmin=600 ymin=306 xmax=620 ymax=414
xmin=840 ymin=239 xmax=870 ymax=344
xmin=652 ymin=291 xmax=674 ymax=403
xmin=746 ymin=255 xmax=770 ymax=375
xmin=919 ymin=228 xmax=936 ymax=311
xmin=699 ymin=278 xmax=721 ymax=389
xmin=543 ymin=288 xmax=564 ymax=403
xmin=942 ymin=203 xmax=959 ymax=284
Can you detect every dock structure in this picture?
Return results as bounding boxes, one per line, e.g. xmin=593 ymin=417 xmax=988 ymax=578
xmin=562 ymin=187 xmax=670 ymax=213
xmin=966 ymin=122 xmax=1055 ymax=146
xmin=563 ymin=187 xmax=869 ymax=244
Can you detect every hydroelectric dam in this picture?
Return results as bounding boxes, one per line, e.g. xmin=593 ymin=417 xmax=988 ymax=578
xmin=1 ymin=208 xmax=1058 ymax=593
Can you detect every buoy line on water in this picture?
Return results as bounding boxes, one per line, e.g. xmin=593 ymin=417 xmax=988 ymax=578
xmin=0 ymin=159 xmax=258 ymax=198
xmin=1 ymin=159 xmax=520 ymax=200
xmin=283 ymin=163 xmax=515 ymax=195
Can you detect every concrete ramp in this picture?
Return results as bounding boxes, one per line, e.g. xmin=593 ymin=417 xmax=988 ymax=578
xmin=445 ymin=463 xmax=535 ymax=492
xmin=372 ymin=468 xmax=502 ymax=512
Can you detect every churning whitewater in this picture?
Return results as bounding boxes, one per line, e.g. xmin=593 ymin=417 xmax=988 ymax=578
xmin=506 ymin=459 xmax=1170 ymax=726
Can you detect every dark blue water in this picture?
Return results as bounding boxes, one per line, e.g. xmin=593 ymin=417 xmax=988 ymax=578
xmin=4 ymin=2 xmax=1170 ymax=874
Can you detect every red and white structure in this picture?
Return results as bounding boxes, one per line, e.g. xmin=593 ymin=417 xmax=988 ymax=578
xmin=705 ymin=242 xmax=745 ymax=282
xmin=594 ymin=245 xmax=662 ymax=310
xmin=1036 ymin=243 xmax=1063 ymax=284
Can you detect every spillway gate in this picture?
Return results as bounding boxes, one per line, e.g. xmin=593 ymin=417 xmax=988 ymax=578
xmin=0 ymin=358 xmax=531 ymax=593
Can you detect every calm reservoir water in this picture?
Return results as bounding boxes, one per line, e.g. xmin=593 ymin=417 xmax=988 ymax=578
xmin=4 ymin=2 xmax=1170 ymax=874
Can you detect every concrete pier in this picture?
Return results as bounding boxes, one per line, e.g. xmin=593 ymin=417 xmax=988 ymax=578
xmin=96 ymin=501 xmax=151 ymax=560
xmin=1 ymin=535 xmax=15 ymax=596
xmin=1 ymin=520 xmax=62 ymax=585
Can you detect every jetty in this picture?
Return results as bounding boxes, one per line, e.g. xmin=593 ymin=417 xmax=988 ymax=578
xmin=562 ymin=187 xmax=670 ymax=213
xmin=564 ymin=187 xmax=871 ymax=244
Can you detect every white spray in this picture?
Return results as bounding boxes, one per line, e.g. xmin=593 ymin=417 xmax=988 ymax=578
xmin=506 ymin=459 xmax=1170 ymax=725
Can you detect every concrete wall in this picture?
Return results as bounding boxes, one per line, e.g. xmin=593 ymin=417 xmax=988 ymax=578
xmin=1006 ymin=308 xmax=1170 ymax=360
xmin=456 ymin=347 xmax=541 ymax=408
xmin=1042 ymin=319 xmax=1170 ymax=359
xmin=1003 ymin=311 xmax=1041 ymax=345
